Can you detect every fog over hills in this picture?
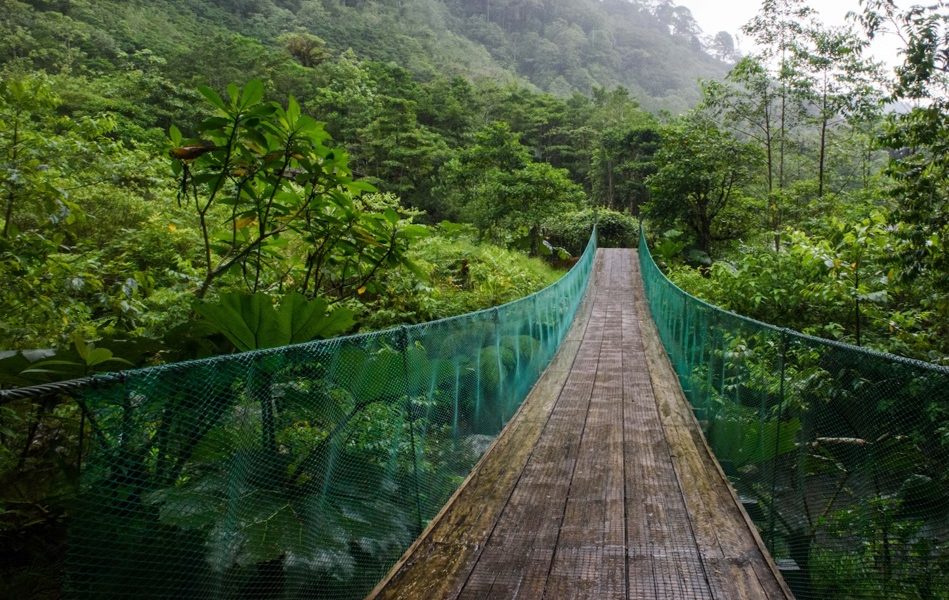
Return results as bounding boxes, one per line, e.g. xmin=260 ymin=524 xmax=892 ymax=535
xmin=213 ymin=0 xmax=733 ymax=112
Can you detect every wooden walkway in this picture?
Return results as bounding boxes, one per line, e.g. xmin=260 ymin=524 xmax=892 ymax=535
xmin=369 ymin=249 xmax=794 ymax=600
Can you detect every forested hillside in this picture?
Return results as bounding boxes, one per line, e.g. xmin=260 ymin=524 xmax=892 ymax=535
xmin=0 ymin=0 xmax=652 ymax=373
xmin=2 ymin=0 xmax=729 ymax=112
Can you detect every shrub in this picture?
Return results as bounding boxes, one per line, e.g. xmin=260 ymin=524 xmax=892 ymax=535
xmin=355 ymin=223 xmax=563 ymax=329
xmin=545 ymin=208 xmax=638 ymax=255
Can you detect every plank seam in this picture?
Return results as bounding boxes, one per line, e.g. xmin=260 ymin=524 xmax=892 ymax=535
xmin=621 ymin=266 xmax=632 ymax=599
xmin=538 ymin=251 xmax=610 ymax=599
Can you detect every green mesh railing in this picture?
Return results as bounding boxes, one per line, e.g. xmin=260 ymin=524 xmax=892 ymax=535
xmin=1 ymin=230 xmax=596 ymax=599
xmin=639 ymin=231 xmax=949 ymax=599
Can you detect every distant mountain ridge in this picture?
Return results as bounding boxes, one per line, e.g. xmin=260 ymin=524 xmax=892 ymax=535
xmin=4 ymin=0 xmax=730 ymax=112
xmin=216 ymin=0 xmax=733 ymax=112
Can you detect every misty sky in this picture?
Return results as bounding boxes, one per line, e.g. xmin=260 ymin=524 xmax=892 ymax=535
xmin=675 ymin=0 xmax=907 ymax=66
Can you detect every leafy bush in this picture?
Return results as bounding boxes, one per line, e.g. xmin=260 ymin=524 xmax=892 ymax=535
xmin=356 ymin=222 xmax=563 ymax=329
xmin=662 ymin=220 xmax=939 ymax=357
xmin=545 ymin=208 xmax=638 ymax=255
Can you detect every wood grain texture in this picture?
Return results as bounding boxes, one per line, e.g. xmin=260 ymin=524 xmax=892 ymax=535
xmin=369 ymin=249 xmax=794 ymax=600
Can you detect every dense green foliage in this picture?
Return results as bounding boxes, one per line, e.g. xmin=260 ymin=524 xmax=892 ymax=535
xmin=1 ymin=234 xmax=595 ymax=600
xmin=642 ymin=0 xmax=949 ymax=366
xmin=545 ymin=207 xmax=639 ymax=254
xmin=357 ymin=223 xmax=563 ymax=329
xmin=645 ymin=111 xmax=762 ymax=257
xmin=0 ymin=4 xmax=649 ymax=593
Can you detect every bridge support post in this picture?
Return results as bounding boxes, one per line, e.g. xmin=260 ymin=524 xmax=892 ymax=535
xmin=400 ymin=325 xmax=424 ymax=537
xmin=767 ymin=329 xmax=789 ymax=554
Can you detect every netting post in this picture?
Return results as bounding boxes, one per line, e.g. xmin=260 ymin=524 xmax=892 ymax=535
xmin=532 ymin=294 xmax=539 ymax=349
xmin=768 ymin=328 xmax=789 ymax=554
xmin=493 ymin=307 xmax=505 ymax=426
xmin=679 ymin=294 xmax=689 ymax=386
xmin=253 ymin=363 xmax=278 ymax=456
xmin=77 ymin=408 xmax=85 ymax=480
xmin=400 ymin=325 xmax=424 ymax=536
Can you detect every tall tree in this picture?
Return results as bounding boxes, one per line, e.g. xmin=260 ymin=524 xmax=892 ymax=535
xmin=860 ymin=0 xmax=949 ymax=346
xmin=436 ymin=122 xmax=584 ymax=254
xmin=170 ymin=81 xmax=420 ymax=300
xmin=645 ymin=111 xmax=762 ymax=257
xmin=795 ymin=23 xmax=882 ymax=198
xmin=586 ymin=87 xmax=659 ymax=213
xmin=705 ymin=0 xmax=815 ymax=250
xmin=590 ymin=126 xmax=661 ymax=215
xmin=742 ymin=0 xmax=816 ymax=193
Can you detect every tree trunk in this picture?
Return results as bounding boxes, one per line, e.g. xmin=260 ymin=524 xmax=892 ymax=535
xmin=607 ymin=158 xmax=614 ymax=209
xmin=854 ymin=256 xmax=862 ymax=346
xmin=818 ymin=85 xmax=829 ymax=199
xmin=818 ymin=116 xmax=827 ymax=199
xmin=2 ymin=116 xmax=20 ymax=239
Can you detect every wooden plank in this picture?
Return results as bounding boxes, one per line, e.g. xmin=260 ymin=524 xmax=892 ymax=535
xmin=623 ymin=289 xmax=660 ymax=600
xmin=617 ymin=252 xmax=712 ymax=600
xmin=545 ymin=252 xmax=626 ymax=600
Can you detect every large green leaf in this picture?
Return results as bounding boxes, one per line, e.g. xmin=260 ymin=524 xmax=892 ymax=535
xmin=146 ymin=472 xmax=226 ymax=531
xmin=195 ymin=292 xmax=354 ymax=352
xmin=194 ymin=292 xmax=269 ymax=351
xmin=325 ymin=346 xmax=409 ymax=404
xmin=0 ymin=349 xmax=57 ymax=387
xmin=239 ymin=80 xmax=264 ymax=109
xmin=196 ymin=85 xmax=227 ymax=113
xmin=276 ymin=293 xmax=354 ymax=342
xmin=712 ymin=414 xmax=802 ymax=467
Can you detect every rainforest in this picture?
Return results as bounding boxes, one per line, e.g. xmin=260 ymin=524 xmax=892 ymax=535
xmin=0 ymin=0 xmax=946 ymax=598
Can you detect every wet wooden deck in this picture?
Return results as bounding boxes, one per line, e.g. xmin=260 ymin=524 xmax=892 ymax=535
xmin=369 ymin=249 xmax=794 ymax=600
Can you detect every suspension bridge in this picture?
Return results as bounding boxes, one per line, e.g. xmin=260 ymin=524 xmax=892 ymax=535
xmin=2 ymin=231 xmax=946 ymax=599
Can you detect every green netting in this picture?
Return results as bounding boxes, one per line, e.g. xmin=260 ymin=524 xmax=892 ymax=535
xmin=0 ymin=230 xmax=597 ymax=599
xmin=639 ymin=231 xmax=949 ymax=599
